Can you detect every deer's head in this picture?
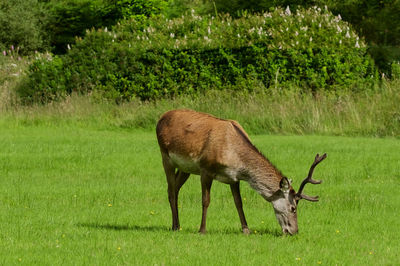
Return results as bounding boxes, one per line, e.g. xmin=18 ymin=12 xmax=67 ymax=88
xmin=271 ymin=153 xmax=327 ymax=235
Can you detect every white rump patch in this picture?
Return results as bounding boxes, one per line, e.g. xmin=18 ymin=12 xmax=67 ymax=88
xmin=169 ymin=153 xmax=201 ymax=175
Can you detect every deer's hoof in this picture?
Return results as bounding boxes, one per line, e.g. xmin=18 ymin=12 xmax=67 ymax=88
xmin=243 ymin=228 xmax=251 ymax=235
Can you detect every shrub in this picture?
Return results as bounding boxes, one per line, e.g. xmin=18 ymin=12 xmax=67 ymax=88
xmin=0 ymin=0 xmax=50 ymax=54
xmin=18 ymin=53 xmax=67 ymax=103
xmin=43 ymin=0 xmax=117 ymax=54
xmin=19 ymin=7 xmax=378 ymax=103
xmin=43 ymin=0 xmax=168 ymax=54
xmin=116 ymin=0 xmax=168 ymax=19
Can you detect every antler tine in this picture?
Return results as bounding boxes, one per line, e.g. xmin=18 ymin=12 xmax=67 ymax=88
xmin=296 ymin=153 xmax=327 ymax=202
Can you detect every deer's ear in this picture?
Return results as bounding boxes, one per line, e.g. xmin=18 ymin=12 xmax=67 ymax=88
xmin=280 ymin=177 xmax=290 ymax=192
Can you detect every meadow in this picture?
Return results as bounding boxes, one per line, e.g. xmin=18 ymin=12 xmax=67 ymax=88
xmin=1 ymin=2 xmax=400 ymax=265
xmin=1 ymin=122 xmax=399 ymax=265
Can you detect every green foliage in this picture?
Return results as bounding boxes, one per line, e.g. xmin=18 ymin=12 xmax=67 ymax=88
xmin=391 ymin=61 xmax=400 ymax=80
xmin=18 ymin=53 xmax=67 ymax=103
xmin=116 ymin=0 xmax=168 ymax=19
xmin=19 ymin=7 xmax=378 ymax=103
xmin=319 ymin=0 xmax=400 ymax=76
xmin=165 ymin=0 xmax=213 ymax=18
xmin=0 ymin=0 xmax=50 ymax=54
xmin=0 ymin=0 xmax=168 ymax=55
xmin=44 ymin=0 xmax=169 ymax=53
xmin=206 ymin=0 xmax=311 ymax=16
xmin=43 ymin=0 xmax=121 ymax=54
xmin=198 ymin=0 xmax=400 ymax=76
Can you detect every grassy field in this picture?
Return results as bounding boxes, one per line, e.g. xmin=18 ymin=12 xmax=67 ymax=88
xmin=1 ymin=122 xmax=399 ymax=265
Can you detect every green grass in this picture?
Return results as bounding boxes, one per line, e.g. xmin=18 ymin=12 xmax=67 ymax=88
xmin=1 ymin=123 xmax=399 ymax=265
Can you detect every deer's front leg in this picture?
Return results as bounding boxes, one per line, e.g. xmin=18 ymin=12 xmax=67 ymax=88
xmin=230 ymin=182 xmax=250 ymax=234
xmin=199 ymin=174 xmax=213 ymax=234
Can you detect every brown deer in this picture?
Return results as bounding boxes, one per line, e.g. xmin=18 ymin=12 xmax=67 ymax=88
xmin=156 ymin=109 xmax=326 ymax=235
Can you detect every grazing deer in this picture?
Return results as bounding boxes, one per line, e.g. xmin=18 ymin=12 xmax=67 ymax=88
xmin=156 ymin=109 xmax=326 ymax=235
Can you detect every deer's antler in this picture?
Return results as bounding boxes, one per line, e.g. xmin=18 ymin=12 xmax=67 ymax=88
xmin=296 ymin=153 xmax=327 ymax=203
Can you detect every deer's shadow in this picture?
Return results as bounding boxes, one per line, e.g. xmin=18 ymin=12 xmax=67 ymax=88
xmin=76 ymin=222 xmax=168 ymax=232
xmin=76 ymin=222 xmax=281 ymax=236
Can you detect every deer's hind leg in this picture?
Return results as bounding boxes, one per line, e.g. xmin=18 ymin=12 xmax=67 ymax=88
xmin=161 ymin=153 xmax=190 ymax=231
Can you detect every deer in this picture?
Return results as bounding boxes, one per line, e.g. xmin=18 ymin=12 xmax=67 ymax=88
xmin=156 ymin=109 xmax=327 ymax=235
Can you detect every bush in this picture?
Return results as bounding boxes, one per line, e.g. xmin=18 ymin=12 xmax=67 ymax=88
xmin=43 ymin=0 xmax=117 ymax=54
xmin=19 ymin=7 xmax=378 ymax=103
xmin=0 ymin=0 xmax=50 ymax=54
xmin=182 ymin=0 xmax=400 ymax=76
xmin=44 ymin=0 xmax=168 ymax=54
xmin=116 ymin=0 xmax=168 ymax=19
xmin=18 ymin=53 xmax=67 ymax=103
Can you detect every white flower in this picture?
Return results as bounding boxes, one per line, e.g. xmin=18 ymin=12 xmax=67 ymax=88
xmin=295 ymin=31 xmax=299 ymax=36
xmin=263 ymin=12 xmax=272 ymax=18
xmin=337 ymin=25 xmax=342 ymax=33
xmin=285 ymin=6 xmax=291 ymax=16
xmin=338 ymin=14 xmax=342 ymax=20
xmin=339 ymin=39 xmax=342 ymax=45
xmin=208 ymin=26 xmax=211 ymax=35
xmin=310 ymin=36 xmax=313 ymax=42
xmin=67 ymin=44 xmax=71 ymax=50
xmin=345 ymin=31 xmax=350 ymax=38
xmin=355 ymin=41 xmax=360 ymax=48
xmin=170 ymin=33 xmax=175 ymax=38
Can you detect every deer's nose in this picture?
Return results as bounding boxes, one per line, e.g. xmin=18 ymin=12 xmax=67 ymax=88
xmin=283 ymin=228 xmax=298 ymax=235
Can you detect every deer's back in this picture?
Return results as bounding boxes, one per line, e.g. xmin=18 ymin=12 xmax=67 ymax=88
xmin=156 ymin=109 xmax=249 ymax=175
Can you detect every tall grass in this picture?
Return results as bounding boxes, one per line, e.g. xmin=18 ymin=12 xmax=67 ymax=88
xmin=1 ymin=80 xmax=400 ymax=137
xmin=1 ymin=56 xmax=399 ymax=137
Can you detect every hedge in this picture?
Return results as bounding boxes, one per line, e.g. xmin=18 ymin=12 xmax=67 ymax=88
xmin=18 ymin=7 xmax=378 ymax=103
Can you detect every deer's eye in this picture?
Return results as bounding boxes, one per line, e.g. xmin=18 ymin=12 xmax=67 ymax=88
xmin=291 ymin=206 xmax=296 ymax=213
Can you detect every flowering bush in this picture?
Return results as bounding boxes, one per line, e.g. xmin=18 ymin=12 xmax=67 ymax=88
xmin=19 ymin=6 xmax=378 ymax=102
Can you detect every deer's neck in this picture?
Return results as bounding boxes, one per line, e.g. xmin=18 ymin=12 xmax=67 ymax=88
xmin=242 ymin=151 xmax=283 ymax=201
